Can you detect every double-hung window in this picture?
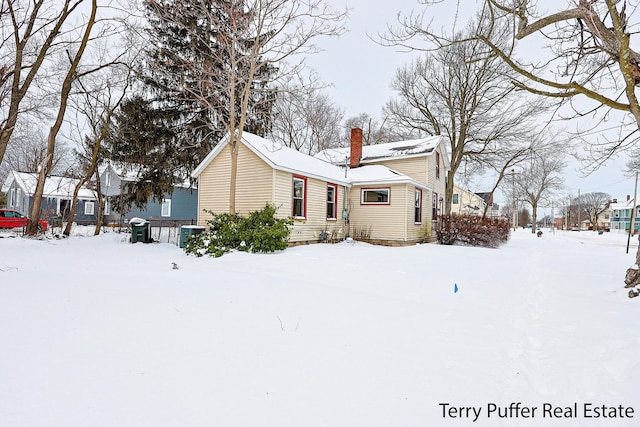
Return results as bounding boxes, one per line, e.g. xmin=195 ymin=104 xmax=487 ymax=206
xmin=414 ymin=189 xmax=422 ymax=224
xmin=436 ymin=152 xmax=441 ymax=180
xmin=327 ymin=184 xmax=337 ymax=220
xmin=84 ymin=201 xmax=95 ymax=215
xmin=161 ymin=198 xmax=172 ymax=217
xmin=293 ymin=176 xmax=307 ymax=218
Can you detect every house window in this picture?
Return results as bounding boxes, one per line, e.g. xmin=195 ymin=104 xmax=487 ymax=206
xmin=161 ymin=198 xmax=171 ymax=217
xmin=104 ymin=199 xmax=111 ymax=216
xmin=105 ymin=171 xmax=111 ymax=188
xmin=436 ymin=152 xmax=441 ymax=180
xmin=361 ymin=188 xmax=390 ymax=205
xmin=452 ymin=193 xmax=459 ymax=204
xmin=327 ymin=184 xmax=337 ymax=220
xmin=292 ymin=176 xmax=306 ymax=218
xmin=84 ymin=201 xmax=95 ymax=215
xmin=9 ymin=189 xmax=15 ymax=207
xmin=432 ymin=192 xmax=438 ymax=218
xmin=414 ymin=189 xmax=422 ymax=224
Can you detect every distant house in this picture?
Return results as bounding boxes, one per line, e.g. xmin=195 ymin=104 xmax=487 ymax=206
xmin=1 ymin=171 xmax=98 ymax=224
xmin=98 ymin=162 xmax=198 ymax=224
xmin=609 ymin=196 xmax=640 ymax=232
xmin=450 ymin=186 xmax=486 ymax=215
xmin=192 ymin=129 xmax=449 ymax=245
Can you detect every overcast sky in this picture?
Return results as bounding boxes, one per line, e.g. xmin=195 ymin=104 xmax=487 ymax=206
xmin=306 ymin=0 xmax=636 ymax=207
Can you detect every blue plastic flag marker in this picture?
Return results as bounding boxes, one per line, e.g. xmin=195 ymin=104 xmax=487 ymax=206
xmin=454 ymin=283 xmax=458 ymax=293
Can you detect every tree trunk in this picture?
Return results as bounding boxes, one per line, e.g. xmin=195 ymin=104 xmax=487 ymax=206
xmin=229 ymin=138 xmax=238 ymax=214
xmin=26 ymin=0 xmax=97 ymax=235
xmin=94 ymin=168 xmax=104 ymax=236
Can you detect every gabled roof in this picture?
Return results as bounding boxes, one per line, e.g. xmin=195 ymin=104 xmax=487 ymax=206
xmin=98 ymin=161 xmax=193 ymax=188
xmin=192 ymin=131 xmax=432 ymax=190
xmin=2 ymin=171 xmax=97 ymax=199
xmin=610 ymin=198 xmax=639 ymax=211
xmin=315 ymin=135 xmax=449 ymax=167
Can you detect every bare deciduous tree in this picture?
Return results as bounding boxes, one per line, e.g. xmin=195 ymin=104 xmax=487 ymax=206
xmin=516 ymin=153 xmax=566 ymax=234
xmin=146 ymin=0 xmax=347 ymax=214
xmin=270 ymin=74 xmax=344 ymax=155
xmin=579 ymin=191 xmax=612 ymax=231
xmin=381 ymin=16 xmax=547 ymax=214
xmin=0 ymin=0 xmax=88 ymax=167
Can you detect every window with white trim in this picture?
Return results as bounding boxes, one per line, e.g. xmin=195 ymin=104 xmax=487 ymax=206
xmin=161 ymin=198 xmax=172 ymax=217
xmin=452 ymin=193 xmax=459 ymax=204
xmin=9 ymin=189 xmax=15 ymax=207
xmin=414 ymin=189 xmax=422 ymax=224
xmin=292 ymin=177 xmax=306 ymax=218
xmin=104 ymin=199 xmax=111 ymax=216
xmin=84 ymin=201 xmax=95 ymax=215
xmin=361 ymin=188 xmax=390 ymax=204
xmin=436 ymin=152 xmax=441 ymax=179
xmin=327 ymin=184 xmax=337 ymax=220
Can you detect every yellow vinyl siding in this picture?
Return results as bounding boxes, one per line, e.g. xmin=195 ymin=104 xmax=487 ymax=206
xmin=274 ymin=170 xmax=345 ymax=242
xmin=197 ymin=143 xmax=273 ymax=225
xmin=376 ymin=157 xmax=428 ymax=185
xmin=348 ymin=184 xmax=408 ymax=241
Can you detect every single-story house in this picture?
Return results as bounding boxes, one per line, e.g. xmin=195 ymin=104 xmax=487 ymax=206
xmin=2 ymin=171 xmax=98 ymax=224
xmin=98 ymin=161 xmax=198 ymax=224
xmin=192 ymin=129 xmax=440 ymax=245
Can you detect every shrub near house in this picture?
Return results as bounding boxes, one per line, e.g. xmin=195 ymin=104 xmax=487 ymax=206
xmin=185 ymin=204 xmax=292 ymax=257
xmin=436 ymin=215 xmax=510 ymax=248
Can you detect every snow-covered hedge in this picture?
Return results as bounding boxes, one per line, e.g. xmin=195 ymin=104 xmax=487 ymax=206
xmin=436 ymin=214 xmax=510 ymax=248
xmin=184 ymin=204 xmax=292 ymax=257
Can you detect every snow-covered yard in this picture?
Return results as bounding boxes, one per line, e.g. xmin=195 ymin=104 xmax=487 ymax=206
xmin=1 ymin=229 xmax=639 ymax=426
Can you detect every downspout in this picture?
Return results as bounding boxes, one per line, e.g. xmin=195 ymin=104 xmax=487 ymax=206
xmin=343 ymin=156 xmax=349 ymax=239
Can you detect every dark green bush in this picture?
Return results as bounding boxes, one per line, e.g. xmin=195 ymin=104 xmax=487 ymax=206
xmin=184 ymin=204 xmax=292 ymax=257
xmin=436 ymin=214 xmax=510 ymax=248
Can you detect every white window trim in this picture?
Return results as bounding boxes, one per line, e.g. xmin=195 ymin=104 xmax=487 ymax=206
xmin=292 ymin=177 xmax=306 ymax=218
xmin=361 ymin=188 xmax=390 ymax=205
xmin=9 ymin=188 xmax=15 ymax=207
xmin=84 ymin=201 xmax=95 ymax=216
xmin=327 ymin=184 xmax=337 ymax=220
xmin=104 ymin=199 xmax=111 ymax=216
xmin=161 ymin=198 xmax=172 ymax=217
xmin=414 ymin=189 xmax=422 ymax=224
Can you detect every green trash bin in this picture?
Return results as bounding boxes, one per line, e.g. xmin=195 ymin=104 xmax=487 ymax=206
xmin=179 ymin=225 xmax=205 ymax=248
xmin=130 ymin=219 xmax=150 ymax=243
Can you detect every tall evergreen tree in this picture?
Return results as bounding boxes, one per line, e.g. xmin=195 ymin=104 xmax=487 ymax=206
xmin=141 ymin=0 xmax=275 ymax=169
xmin=105 ymin=95 xmax=178 ymax=211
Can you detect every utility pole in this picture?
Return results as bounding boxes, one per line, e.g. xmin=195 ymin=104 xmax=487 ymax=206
xmin=510 ymin=169 xmax=517 ymax=231
xmin=577 ymin=189 xmax=581 ymax=231
xmin=627 ymin=171 xmax=638 ymax=254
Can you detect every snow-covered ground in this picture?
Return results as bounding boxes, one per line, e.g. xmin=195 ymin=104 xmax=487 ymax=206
xmin=1 ymin=228 xmax=639 ymax=426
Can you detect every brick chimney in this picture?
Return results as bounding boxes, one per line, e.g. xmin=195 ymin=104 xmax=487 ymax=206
xmin=350 ymin=128 xmax=363 ymax=168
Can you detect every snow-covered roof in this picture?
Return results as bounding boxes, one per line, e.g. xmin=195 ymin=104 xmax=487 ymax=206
xmin=2 ymin=171 xmax=97 ymax=199
xmin=347 ymin=165 xmax=431 ymax=190
xmin=193 ymin=131 xmax=429 ymax=190
xmin=610 ymin=198 xmax=639 ymax=211
xmin=315 ymin=135 xmax=447 ymax=165
xmin=99 ymin=161 xmax=193 ymax=189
